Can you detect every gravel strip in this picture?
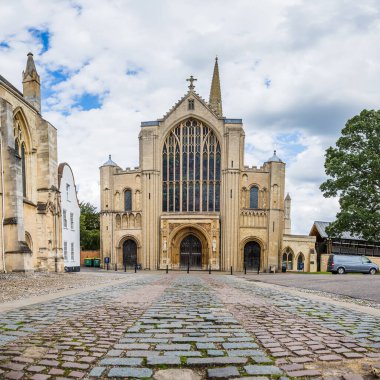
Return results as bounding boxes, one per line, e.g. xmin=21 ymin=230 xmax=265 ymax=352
xmin=0 ymin=272 xmax=127 ymax=303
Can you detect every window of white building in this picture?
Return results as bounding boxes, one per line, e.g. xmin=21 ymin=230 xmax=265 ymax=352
xmin=63 ymin=210 xmax=67 ymax=229
xmin=70 ymin=213 xmax=74 ymax=230
xmin=66 ymin=184 xmax=70 ymax=201
xmin=64 ymin=242 xmax=68 ymax=260
xmin=71 ymin=242 xmax=74 ymax=261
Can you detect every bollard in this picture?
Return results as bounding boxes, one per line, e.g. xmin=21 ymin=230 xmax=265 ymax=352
xmin=257 ymin=266 xmax=260 ymax=275
xmin=209 ymin=265 xmax=211 ymax=274
xmin=230 ymin=266 xmax=233 ymax=275
xmin=124 ymin=263 xmax=126 ymax=272
xmin=166 ymin=265 xmax=168 ymax=274
xmin=187 ymin=263 xmax=189 ymax=274
xmin=135 ymin=264 xmax=137 ymax=273
xmin=107 ymin=263 xmax=109 ymax=271
xmin=244 ymin=265 xmax=247 ymax=275
xmin=115 ymin=263 xmax=117 ymax=271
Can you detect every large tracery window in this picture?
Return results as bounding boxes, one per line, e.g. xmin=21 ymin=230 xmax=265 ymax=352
xmin=162 ymin=118 xmax=221 ymax=212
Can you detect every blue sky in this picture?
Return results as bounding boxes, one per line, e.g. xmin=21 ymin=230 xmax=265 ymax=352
xmin=1 ymin=0 xmax=380 ymax=233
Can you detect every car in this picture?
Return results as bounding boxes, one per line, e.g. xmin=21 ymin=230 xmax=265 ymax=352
xmin=327 ymin=254 xmax=379 ymax=275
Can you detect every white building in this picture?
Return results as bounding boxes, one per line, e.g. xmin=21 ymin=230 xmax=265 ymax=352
xmin=58 ymin=163 xmax=80 ymax=271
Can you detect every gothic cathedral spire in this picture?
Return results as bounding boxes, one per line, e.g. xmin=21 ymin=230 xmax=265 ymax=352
xmin=22 ymin=52 xmax=41 ymax=113
xmin=209 ymin=56 xmax=223 ymax=117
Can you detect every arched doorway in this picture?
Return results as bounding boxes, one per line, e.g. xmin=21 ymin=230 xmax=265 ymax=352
xmin=180 ymin=234 xmax=202 ymax=269
xmin=123 ymin=239 xmax=137 ymax=267
xmin=297 ymin=253 xmax=305 ymax=271
xmin=244 ymin=241 xmax=261 ymax=271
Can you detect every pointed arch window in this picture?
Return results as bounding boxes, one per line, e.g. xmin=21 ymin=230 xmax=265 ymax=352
xmin=124 ymin=189 xmax=132 ymax=211
xmin=162 ymin=118 xmax=221 ymax=212
xmin=21 ymin=144 xmax=26 ymax=197
xmin=14 ymin=117 xmax=29 ymax=198
xmin=249 ymin=186 xmax=259 ymax=209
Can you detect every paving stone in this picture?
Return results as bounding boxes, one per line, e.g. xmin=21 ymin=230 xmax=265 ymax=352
xmin=163 ymin=350 xmax=202 ymax=357
xmin=207 ymin=349 xmax=225 ymax=356
xmin=30 ymin=375 xmax=50 ymax=380
xmin=342 ymin=375 xmax=364 ymax=380
xmin=286 ymin=369 xmax=322 ymax=377
xmin=196 ymin=343 xmax=215 ymax=349
xmin=88 ymin=367 xmax=106 ymax=377
xmin=153 ymin=368 xmax=201 ymax=380
xmin=222 ymin=342 xmax=259 ymax=349
xmin=99 ymin=357 xmax=143 ymax=366
xmin=244 ymin=365 xmax=283 ymax=376
xmin=4 ymin=371 xmax=24 ymax=380
xmin=147 ymin=356 xmax=181 ymax=365
xmin=125 ymin=350 xmax=161 ymax=357
xmin=319 ymin=354 xmax=342 ymax=361
xmin=342 ymin=352 xmax=364 ymax=358
xmin=156 ymin=343 xmax=191 ymax=350
xmin=207 ymin=366 xmax=240 ymax=378
xmin=187 ymin=357 xmax=248 ymax=365
xmin=107 ymin=367 xmax=153 ymax=378
xmin=227 ymin=349 xmax=266 ymax=357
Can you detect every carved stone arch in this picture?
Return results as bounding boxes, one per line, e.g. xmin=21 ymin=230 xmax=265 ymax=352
xmin=135 ymin=212 xmax=141 ymax=228
xmin=160 ymin=115 xmax=223 ymax=149
xmin=282 ymin=246 xmax=294 ymax=270
xmin=135 ymin=174 xmax=141 ymax=186
xmin=248 ymin=184 xmax=260 ymax=209
xmin=114 ymin=191 xmax=120 ymax=210
xmin=168 ymin=223 xmax=210 ymax=270
xmin=240 ymin=237 xmax=264 ymax=271
xmin=25 ymin=231 xmax=33 ymax=252
xmin=115 ymin=214 xmax=121 ymax=230
xmin=122 ymin=213 xmax=128 ymax=229
xmin=13 ymin=107 xmax=33 ymax=151
xmin=296 ymin=252 xmax=305 ymax=270
xmin=116 ymin=235 xmax=142 ymax=268
xmin=123 ymin=187 xmax=132 ymax=211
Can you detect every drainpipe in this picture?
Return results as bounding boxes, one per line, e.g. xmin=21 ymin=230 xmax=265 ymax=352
xmin=0 ymin=130 xmax=6 ymax=272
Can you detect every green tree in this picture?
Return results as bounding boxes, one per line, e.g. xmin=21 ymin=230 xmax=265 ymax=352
xmin=320 ymin=109 xmax=380 ymax=241
xmin=80 ymin=202 xmax=100 ymax=250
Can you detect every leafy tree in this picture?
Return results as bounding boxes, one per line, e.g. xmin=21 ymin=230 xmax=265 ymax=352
xmin=80 ymin=202 xmax=100 ymax=250
xmin=320 ymin=109 xmax=380 ymax=241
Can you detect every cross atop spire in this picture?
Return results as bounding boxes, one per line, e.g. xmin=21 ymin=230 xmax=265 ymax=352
xmin=209 ymin=56 xmax=222 ymax=116
xmin=186 ymin=75 xmax=197 ymax=90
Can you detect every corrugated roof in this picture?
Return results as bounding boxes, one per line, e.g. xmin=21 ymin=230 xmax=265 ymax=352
xmin=313 ymin=221 xmax=362 ymax=240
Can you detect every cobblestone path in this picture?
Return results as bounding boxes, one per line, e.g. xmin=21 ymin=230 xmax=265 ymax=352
xmin=0 ymin=273 xmax=379 ymax=379
xmin=209 ymin=276 xmax=380 ymax=379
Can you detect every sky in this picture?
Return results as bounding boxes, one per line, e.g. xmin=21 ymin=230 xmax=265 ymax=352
xmin=0 ymin=0 xmax=379 ymax=234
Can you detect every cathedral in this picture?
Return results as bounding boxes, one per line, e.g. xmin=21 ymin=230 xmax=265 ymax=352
xmin=100 ymin=58 xmax=316 ymax=272
xmin=0 ymin=53 xmax=63 ymax=273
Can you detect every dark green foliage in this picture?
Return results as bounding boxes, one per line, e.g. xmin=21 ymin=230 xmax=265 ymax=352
xmin=320 ymin=109 xmax=380 ymax=241
xmin=80 ymin=202 xmax=100 ymax=250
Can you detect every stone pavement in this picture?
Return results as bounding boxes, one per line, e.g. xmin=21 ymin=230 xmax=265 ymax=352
xmin=0 ymin=272 xmax=379 ymax=379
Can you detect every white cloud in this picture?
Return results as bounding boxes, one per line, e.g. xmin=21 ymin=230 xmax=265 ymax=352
xmin=1 ymin=0 xmax=380 ymax=234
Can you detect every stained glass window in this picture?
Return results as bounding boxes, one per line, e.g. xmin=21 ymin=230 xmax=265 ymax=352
xmin=124 ymin=189 xmax=132 ymax=211
xmin=249 ymin=186 xmax=259 ymax=209
xmin=162 ymin=118 xmax=221 ymax=212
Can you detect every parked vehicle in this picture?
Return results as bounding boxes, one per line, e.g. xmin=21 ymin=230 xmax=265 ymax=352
xmin=327 ymin=254 xmax=379 ymax=275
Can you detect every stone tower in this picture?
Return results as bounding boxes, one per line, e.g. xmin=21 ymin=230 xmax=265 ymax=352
xmin=22 ymin=52 xmax=41 ymax=113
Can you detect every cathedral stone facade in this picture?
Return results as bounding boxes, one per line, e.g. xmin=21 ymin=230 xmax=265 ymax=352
xmin=100 ymin=59 xmax=316 ymax=272
xmin=0 ymin=53 xmax=63 ymax=273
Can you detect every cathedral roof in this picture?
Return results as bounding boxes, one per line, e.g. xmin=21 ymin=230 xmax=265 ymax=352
xmin=285 ymin=193 xmax=291 ymax=200
xmin=266 ymin=150 xmax=283 ymax=163
xmin=101 ymin=155 xmax=119 ymax=167
xmin=160 ymin=88 xmax=221 ymax=121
